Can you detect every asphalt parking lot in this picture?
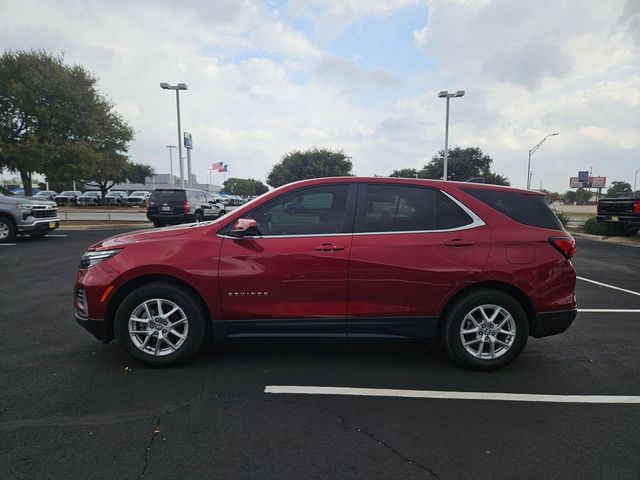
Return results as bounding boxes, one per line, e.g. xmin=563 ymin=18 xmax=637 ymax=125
xmin=1 ymin=230 xmax=639 ymax=480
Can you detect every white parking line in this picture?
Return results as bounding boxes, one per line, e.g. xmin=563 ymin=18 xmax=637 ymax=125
xmin=45 ymin=234 xmax=67 ymax=237
xmin=0 ymin=243 xmax=16 ymax=246
xmin=578 ymin=309 xmax=640 ymax=313
xmin=577 ymin=276 xmax=640 ymax=297
xmin=265 ymin=386 xmax=640 ymax=404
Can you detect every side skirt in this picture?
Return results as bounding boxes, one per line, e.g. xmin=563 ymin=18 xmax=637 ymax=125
xmin=211 ymin=317 xmax=439 ymax=341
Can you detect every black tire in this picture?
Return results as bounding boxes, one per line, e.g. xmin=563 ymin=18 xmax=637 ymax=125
xmin=153 ymin=222 xmax=165 ymax=228
xmin=195 ymin=213 xmax=203 ymax=223
xmin=0 ymin=216 xmax=17 ymax=243
xmin=441 ymin=289 xmax=529 ymax=370
xmin=114 ymin=282 xmax=208 ymax=367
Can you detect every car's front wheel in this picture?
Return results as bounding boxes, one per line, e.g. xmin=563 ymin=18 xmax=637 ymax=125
xmin=114 ymin=282 xmax=208 ymax=367
xmin=441 ymin=289 xmax=528 ymax=370
xmin=0 ymin=216 xmax=17 ymax=243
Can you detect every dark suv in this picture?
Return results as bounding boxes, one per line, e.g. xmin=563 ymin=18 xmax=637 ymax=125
xmin=146 ymin=188 xmax=225 ymax=227
xmin=75 ymin=177 xmax=577 ymax=369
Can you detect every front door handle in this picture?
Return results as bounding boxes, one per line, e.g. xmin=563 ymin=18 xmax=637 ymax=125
xmin=315 ymin=243 xmax=345 ymax=252
xmin=445 ymin=239 xmax=475 ymax=247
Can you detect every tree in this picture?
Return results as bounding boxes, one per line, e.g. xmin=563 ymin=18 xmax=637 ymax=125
xmin=389 ymin=168 xmax=421 ymax=179
xmin=563 ymin=190 xmax=577 ymax=204
xmin=0 ymin=50 xmax=134 ymax=195
xmin=389 ymin=147 xmax=510 ymax=186
xmin=575 ymin=187 xmax=591 ymax=205
xmin=606 ymin=180 xmax=632 ymax=198
xmin=125 ymin=163 xmax=155 ymax=184
xmin=267 ymin=148 xmax=352 ymax=188
xmin=423 ymin=147 xmax=510 ymax=185
xmin=223 ymin=177 xmax=269 ymax=196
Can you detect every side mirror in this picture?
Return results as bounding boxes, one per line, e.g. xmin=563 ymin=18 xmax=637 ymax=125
xmin=230 ymin=218 xmax=258 ymax=237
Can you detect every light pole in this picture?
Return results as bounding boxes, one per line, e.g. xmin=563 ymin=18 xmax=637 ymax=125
xmin=160 ymin=82 xmax=188 ymax=189
xmin=438 ymin=90 xmax=465 ymax=181
xmin=527 ymin=133 xmax=558 ymax=190
xmin=634 ymin=168 xmax=640 ymax=193
xmin=165 ymin=145 xmax=176 ymax=185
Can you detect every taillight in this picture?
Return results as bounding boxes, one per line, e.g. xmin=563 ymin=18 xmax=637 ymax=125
xmin=145 ymin=201 xmax=149 ymax=213
xmin=634 ymin=200 xmax=640 ymax=214
xmin=596 ymin=202 xmax=601 ymax=214
xmin=184 ymin=200 xmax=190 ymax=213
xmin=548 ymin=236 xmax=576 ymax=260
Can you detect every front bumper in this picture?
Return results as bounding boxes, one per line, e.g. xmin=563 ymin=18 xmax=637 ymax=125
xmin=75 ymin=312 xmax=112 ymax=342
xmin=18 ymin=217 xmax=61 ymax=233
xmin=530 ymin=309 xmax=577 ymax=338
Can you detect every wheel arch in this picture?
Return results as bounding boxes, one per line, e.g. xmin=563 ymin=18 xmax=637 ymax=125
xmin=438 ymin=281 xmax=537 ymax=335
xmin=103 ymin=273 xmax=212 ymax=343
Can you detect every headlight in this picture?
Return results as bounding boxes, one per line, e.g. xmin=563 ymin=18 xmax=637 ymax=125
xmin=80 ymin=249 xmax=123 ymax=269
xmin=15 ymin=203 xmax=32 ymax=211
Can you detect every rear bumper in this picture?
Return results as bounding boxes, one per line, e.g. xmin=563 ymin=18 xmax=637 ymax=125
xmin=75 ymin=312 xmax=112 ymax=342
xmin=530 ymin=309 xmax=577 ymax=338
xmin=596 ymin=215 xmax=640 ymax=226
xmin=147 ymin=213 xmax=194 ymax=224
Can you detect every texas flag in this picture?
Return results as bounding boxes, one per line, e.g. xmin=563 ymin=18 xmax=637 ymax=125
xmin=218 ymin=163 xmax=228 ymax=173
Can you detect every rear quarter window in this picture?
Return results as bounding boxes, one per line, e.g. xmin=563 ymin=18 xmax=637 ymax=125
xmin=462 ymin=188 xmax=563 ymax=230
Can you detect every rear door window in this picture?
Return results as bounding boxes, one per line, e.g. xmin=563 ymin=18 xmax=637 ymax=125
xmin=437 ymin=191 xmax=473 ymax=229
xmin=355 ymin=184 xmax=436 ymax=233
xmin=462 ymin=188 xmax=563 ymax=230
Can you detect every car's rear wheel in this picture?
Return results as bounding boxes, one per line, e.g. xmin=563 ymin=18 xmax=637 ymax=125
xmin=114 ymin=282 xmax=208 ymax=367
xmin=0 ymin=216 xmax=17 ymax=243
xmin=442 ymin=289 xmax=528 ymax=370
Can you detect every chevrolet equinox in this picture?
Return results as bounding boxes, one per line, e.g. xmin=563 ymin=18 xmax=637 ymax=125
xmin=74 ymin=177 xmax=577 ymax=369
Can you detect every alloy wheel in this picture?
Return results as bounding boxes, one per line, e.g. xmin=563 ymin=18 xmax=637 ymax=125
xmin=128 ymin=298 xmax=189 ymax=357
xmin=459 ymin=304 xmax=516 ymax=360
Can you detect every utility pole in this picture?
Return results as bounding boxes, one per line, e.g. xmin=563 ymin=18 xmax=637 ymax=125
xmin=437 ymin=90 xmax=465 ymax=181
xmin=160 ymin=83 xmax=188 ymax=188
xmin=527 ymin=133 xmax=559 ymax=189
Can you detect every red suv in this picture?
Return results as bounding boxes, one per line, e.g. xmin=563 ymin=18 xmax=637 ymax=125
xmin=74 ymin=177 xmax=576 ymax=369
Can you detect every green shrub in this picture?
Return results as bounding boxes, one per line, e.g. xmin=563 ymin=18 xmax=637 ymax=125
xmin=554 ymin=211 xmax=570 ymax=228
xmin=582 ymin=217 xmax=617 ymax=236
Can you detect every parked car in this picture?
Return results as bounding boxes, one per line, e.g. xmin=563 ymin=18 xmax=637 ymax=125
xmin=77 ymin=191 xmax=102 ymax=206
xmin=55 ymin=190 xmax=83 ymax=205
xmin=205 ymin=192 xmax=227 ymax=217
xmin=104 ymin=191 xmax=128 ymax=205
xmin=146 ymin=188 xmax=224 ymax=227
xmin=33 ymin=190 xmax=58 ymax=201
xmin=1 ymin=188 xmax=60 ymax=242
xmin=74 ymin=177 xmax=577 ymax=369
xmin=127 ymin=191 xmax=151 ymax=206
xmin=596 ymin=196 xmax=640 ymax=236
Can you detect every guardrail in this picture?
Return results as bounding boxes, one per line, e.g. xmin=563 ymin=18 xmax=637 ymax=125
xmin=61 ymin=212 xmax=149 ymax=222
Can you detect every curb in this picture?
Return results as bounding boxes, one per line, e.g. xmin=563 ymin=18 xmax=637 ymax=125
xmin=569 ymin=230 xmax=640 ymax=248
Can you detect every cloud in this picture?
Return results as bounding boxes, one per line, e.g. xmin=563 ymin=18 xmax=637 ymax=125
xmin=313 ymin=56 xmax=402 ymax=90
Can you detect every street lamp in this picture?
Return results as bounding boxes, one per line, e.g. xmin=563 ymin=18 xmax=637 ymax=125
xmin=634 ymin=168 xmax=640 ymax=193
xmin=160 ymin=82 xmax=188 ymax=189
xmin=165 ymin=145 xmax=176 ymax=185
xmin=438 ymin=90 xmax=465 ymax=181
xmin=527 ymin=133 xmax=558 ymax=189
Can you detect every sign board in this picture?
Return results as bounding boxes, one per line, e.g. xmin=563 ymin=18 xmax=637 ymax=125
xmin=569 ymin=177 xmax=582 ymax=188
xmin=183 ymin=132 xmax=193 ymax=149
xmin=591 ymin=176 xmax=606 ymax=188
xmin=578 ymin=171 xmax=589 ymax=182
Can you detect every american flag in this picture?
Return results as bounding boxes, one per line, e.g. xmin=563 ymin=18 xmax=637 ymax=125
xmin=212 ymin=161 xmax=223 ymax=169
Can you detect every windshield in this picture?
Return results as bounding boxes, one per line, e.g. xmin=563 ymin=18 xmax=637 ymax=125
xmin=130 ymin=192 xmax=147 ymax=196
xmin=150 ymin=190 xmax=185 ymax=203
xmin=83 ymin=192 xmax=100 ymax=196
xmin=60 ymin=191 xmax=75 ymax=195
xmin=0 ymin=186 xmax=15 ymax=196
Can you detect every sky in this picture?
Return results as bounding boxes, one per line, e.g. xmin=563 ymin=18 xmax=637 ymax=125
xmin=1 ymin=0 xmax=639 ymax=192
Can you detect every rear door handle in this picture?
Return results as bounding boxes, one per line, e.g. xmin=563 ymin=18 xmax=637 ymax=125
xmin=445 ymin=239 xmax=475 ymax=247
xmin=315 ymin=243 xmax=345 ymax=252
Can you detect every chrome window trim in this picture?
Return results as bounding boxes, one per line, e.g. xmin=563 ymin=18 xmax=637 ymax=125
xmin=217 ymin=189 xmax=485 ymax=240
